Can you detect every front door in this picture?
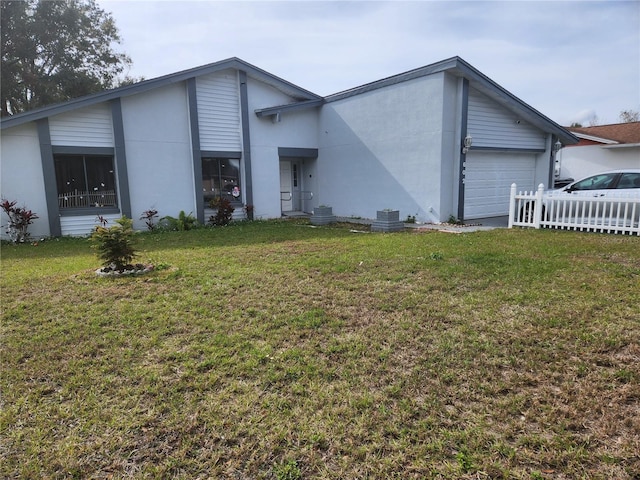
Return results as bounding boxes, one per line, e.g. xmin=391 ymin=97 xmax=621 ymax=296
xmin=280 ymin=160 xmax=300 ymax=213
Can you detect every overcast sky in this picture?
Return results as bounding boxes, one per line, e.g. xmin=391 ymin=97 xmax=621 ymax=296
xmin=101 ymin=0 xmax=639 ymax=127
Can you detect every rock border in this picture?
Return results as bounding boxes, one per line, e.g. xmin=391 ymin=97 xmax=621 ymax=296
xmin=95 ymin=264 xmax=155 ymax=277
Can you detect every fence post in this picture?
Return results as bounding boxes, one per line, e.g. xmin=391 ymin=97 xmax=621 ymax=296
xmin=508 ymin=183 xmax=517 ymax=228
xmin=533 ymin=183 xmax=544 ymax=229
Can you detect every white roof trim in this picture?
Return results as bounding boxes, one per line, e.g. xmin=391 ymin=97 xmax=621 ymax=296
xmin=601 ymin=142 xmax=640 ymax=149
xmin=572 ymin=132 xmax=619 ymax=144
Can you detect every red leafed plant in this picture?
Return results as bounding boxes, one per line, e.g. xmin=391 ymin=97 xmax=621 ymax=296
xmin=1 ymin=199 xmax=39 ymax=243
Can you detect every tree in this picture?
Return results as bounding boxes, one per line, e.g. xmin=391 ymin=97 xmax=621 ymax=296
xmin=1 ymin=0 xmax=131 ymax=116
xmin=619 ymin=109 xmax=640 ymax=123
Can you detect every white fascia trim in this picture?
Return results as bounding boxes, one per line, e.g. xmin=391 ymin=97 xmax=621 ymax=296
xmin=572 ymin=132 xmax=619 ymax=144
xmin=601 ymin=142 xmax=640 ymax=149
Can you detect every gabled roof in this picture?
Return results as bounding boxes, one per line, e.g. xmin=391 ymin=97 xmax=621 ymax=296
xmin=324 ymin=56 xmax=578 ymax=145
xmin=568 ymin=122 xmax=640 ymax=144
xmin=0 ymin=57 xmax=322 ymax=130
xmin=1 ymin=55 xmax=578 ymax=146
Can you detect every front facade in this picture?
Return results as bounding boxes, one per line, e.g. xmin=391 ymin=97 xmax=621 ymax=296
xmin=0 ymin=57 xmax=576 ymax=238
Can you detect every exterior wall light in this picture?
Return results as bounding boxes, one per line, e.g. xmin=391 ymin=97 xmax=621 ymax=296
xmin=462 ymin=134 xmax=473 ymax=154
xmin=553 ymin=140 xmax=562 ymax=152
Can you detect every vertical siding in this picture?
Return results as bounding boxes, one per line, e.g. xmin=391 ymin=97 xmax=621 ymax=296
xmin=196 ymin=71 xmax=242 ymax=150
xmin=49 ymin=103 xmax=114 ymax=147
xmin=467 ymin=89 xmax=545 ymax=150
xmin=60 ymin=213 xmax=121 ymax=237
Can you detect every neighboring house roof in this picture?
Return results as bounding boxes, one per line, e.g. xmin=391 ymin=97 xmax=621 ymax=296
xmin=0 ymin=57 xmax=322 ymax=130
xmin=0 ymin=55 xmax=577 ymax=145
xmin=567 ymin=122 xmax=640 ymax=147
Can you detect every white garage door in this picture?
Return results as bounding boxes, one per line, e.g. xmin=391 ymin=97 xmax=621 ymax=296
xmin=464 ymin=151 xmax=536 ymax=219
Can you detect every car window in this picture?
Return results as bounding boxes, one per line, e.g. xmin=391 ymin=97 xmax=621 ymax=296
xmin=616 ymin=173 xmax=640 ymax=189
xmin=571 ymin=173 xmax=617 ymax=191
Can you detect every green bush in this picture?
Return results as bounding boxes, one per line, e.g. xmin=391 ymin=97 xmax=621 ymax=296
xmin=160 ymin=211 xmax=198 ymax=231
xmin=90 ymin=216 xmax=136 ymax=270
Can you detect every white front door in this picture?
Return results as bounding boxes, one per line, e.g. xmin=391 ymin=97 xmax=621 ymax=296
xmin=281 ymin=160 xmax=303 ymax=212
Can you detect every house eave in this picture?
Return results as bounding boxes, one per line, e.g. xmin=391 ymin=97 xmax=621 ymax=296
xmin=324 ymin=56 xmax=578 ymax=146
xmin=1 ymin=57 xmax=321 ymax=130
xmin=450 ymin=58 xmax=579 ymax=146
xmin=601 ymin=142 xmax=640 ymax=149
xmin=255 ymin=99 xmax=324 ymax=118
xmin=570 ymin=132 xmax=619 ymax=144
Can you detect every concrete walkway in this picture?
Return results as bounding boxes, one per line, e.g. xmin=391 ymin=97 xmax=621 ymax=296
xmin=408 ymin=216 xmax=508 ymax=233
xmin=332 ymin=215 xmax=509 ymax=233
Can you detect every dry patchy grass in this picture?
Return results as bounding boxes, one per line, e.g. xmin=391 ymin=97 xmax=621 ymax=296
xmin=1 ymin=221 xmax=639 ymax=479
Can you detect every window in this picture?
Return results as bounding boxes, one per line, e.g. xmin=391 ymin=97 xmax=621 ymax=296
xmin=571 ymin=173 xmax=617 ymax=191
xmin=202 ymin=158 xmax=241 ymax=206
xmin=54 ymin=154 xmax=117 ymax=209
xmin=617 ymin=172 xmax=640 ymax=189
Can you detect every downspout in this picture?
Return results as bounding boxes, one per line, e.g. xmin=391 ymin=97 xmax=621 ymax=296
xmin=457 ymin=78 xmax=469 ymax=221
xmin=239 ymin=70 xmax=254 ymax=218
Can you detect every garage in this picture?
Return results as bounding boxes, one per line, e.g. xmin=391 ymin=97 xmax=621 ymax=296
xmin=464 ymin=151 xmax=536 ymax=219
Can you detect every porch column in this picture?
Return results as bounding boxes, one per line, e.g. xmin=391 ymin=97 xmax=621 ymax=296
xmin=36 ymin=118 xmax=61 ymax=237
xmin=239 ymin=70 xmax=254 ymax=213
xmin=187 ymin=77 xmax=204 ymax=224
xmin=111 ymin=98 xmax=132 ymax=218
xmin=457 ymin=78 xmax=470 ymax=221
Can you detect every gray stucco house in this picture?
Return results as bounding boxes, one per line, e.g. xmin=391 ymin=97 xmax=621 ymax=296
xmin=0 ymin=56 xmax=577 ymax=238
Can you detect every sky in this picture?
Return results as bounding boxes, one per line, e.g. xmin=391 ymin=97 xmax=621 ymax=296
xmin=100 ymin=0 xmax=640 ymax=127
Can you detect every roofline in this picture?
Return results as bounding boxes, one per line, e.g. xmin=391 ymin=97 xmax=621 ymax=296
xmin=1 ymin=57 xmax=321 ymax=130
xmin=1 ymin=55 xmax=578 ymax=145
xmin=325 ymin=56 xmax=578 ymax=145
xmin=569 ymin=132 xmax=619 ymax=145
xmin=324 ymin=57 xmax=460 ymax=102
xmin=602 ymin=142 xmax=640 ymax=149
xmin=254 ymin=99 xmax=324 ymax=118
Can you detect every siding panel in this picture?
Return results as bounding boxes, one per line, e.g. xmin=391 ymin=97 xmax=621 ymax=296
xmin=196 ymin=71 xmax=242 ymax=150
xmin=60 ymin=213 xmax=121 ymax=237
xmin=49 ymin=104 xmax=114 ymax=147
xmin=467 ymin=89 xmax=545 ymax=150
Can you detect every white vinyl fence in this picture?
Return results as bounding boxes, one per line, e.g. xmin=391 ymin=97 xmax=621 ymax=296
xmin=508 ymin=184 xmax=640 ymax=235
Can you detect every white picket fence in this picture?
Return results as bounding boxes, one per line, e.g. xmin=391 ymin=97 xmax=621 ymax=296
xmin=508 ymin=183 xmax=640 ymax=235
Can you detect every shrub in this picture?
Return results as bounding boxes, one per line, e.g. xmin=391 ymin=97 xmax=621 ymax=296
xmin=90 ymin=216 xmax=136 ymax=270
xmin=1 ymin=199 xmax=39 ymax=243
xmin=208 ymin=198 xmax=235 ymax=226
xmin=140 ymin=208 xmax=159 ymax=231
xmin=160 ymin=211 xmax=198 ymax=231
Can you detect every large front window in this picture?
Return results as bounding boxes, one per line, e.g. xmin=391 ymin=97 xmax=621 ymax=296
xmin=54 ymin=154 xmax=117 ymax=209
xmin=202 ymin=158 xmax=241 ymax=206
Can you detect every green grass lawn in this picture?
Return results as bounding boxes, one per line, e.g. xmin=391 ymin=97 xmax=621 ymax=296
xmin=1 ymin=220 xmax=639 ymax=479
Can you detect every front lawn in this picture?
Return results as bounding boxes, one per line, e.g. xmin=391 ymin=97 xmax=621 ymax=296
xmin=1 ymin=221 xmax=638 ymax=479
